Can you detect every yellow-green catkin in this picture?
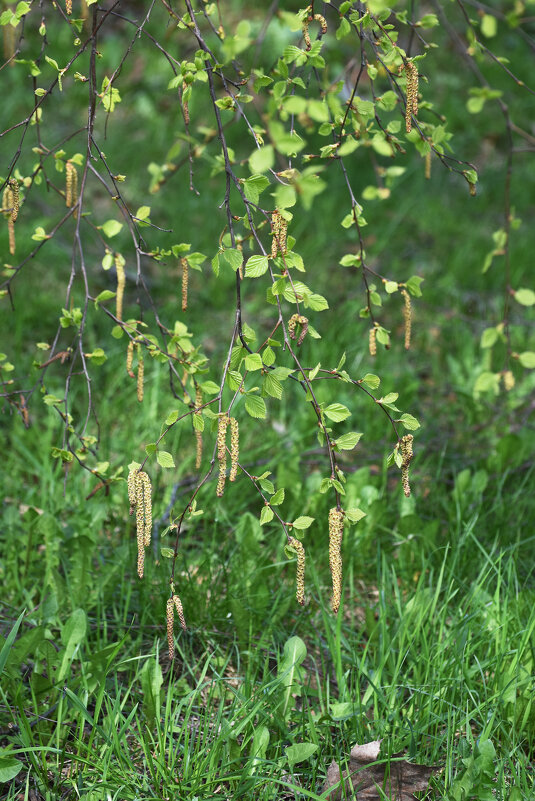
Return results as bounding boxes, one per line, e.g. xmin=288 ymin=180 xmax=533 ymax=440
xmin=302 ymin=16 xmax=311 ymax=50
xmin=181 ymin=257 xmax=188 ymax=312
xmin=115 ymin=253 xmax=125 ymax=322
xmin=425 ymin=150 xmax=431 ymax=180
xmin=329 ymin=508 xmax=344 ymax=613
xmin=404 ymin=60 xmax=418 ymax=133
xmin=229 ymin=417 xmax=239 ymax=482
xmin=314 ymin=13 xmax=328 ymax=34
xmin=128 ymin=468 xmax=153 ymax=578
xmin=288 ymin=314 xmax=308 ymax=345
xmin=3 ymin=184 xmax=16 ymax=255
xmin=126 ymin=340 xmax=134 ymax=376
xmin=271 ymin=210 xmax=287 ymax=258
xmin=369 ymin=327 xmax=377 ymax=357
xmin=182 ymin=83 xmax=190 ymax=125
xmin=401 ymin=289 xmax=412 ymax=350
xmin=400 ymin=434 xmax=414 ymax=498
xmin=195 ymin=385 xmax=203 ymax=469
xmin=166 ymin=597 xmax=175 ymax=660
xmin=216 ymin=415 xmax=229 ymax=497
xmin=65 ymin=161 xmax=78 ymax=208
xmin=503 ymin=370 xmax=515 ymax=391
xmin=66 ymin=0 xmax=72 ymax=14
xmin=9 ymin=180 xmax=19 ymax=222
xmin=173 ymin=594 xmax=187 ymax=630
xmin=288 ymin=536 xmax=305 ymax=605
xmin=136 ymin=344 xmax=144 ymax=403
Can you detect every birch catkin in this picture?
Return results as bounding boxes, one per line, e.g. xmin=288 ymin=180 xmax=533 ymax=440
xmin=401 ymin=289 xmax=412 ymax=350
xmin=166 ymin=598 xmax=175 ymax=660
xmin=3 ymin=184 xmax=16 ymax=255
xmin=229 ymin=417 xmax=239 ymax=482
xmin=400 ymin=434 xmax=414 ymax=497
xmin=136 ymin=344 xmax=144 ymax=403
xmin=195 ymin=385 xmax=203 ymax=469
xmin=288 ymin=537 xmax=305 ymax=605
xmin=404 ymin=61 xmax=418 ymax=133
xmin=271 ymin=210 xmax=287 ymax=258
xmin=328 ymin=508 xmax=344 ymax=613
xmin=65 ymin=161 xmax=78 ymax=208
xmin=173 ymin=594 xmax=187 ymax=630
xmin=181 ymin=257 xmax=188 ymax=312
xmin=9 ymin=180 xmax=19 ymax=222
xmin=115 ymin=253 xmax=125 ymax=322
xmin=369 ymin=327 xmax=377 ymax=357
xmin=216 ymin=415 xmax=229 ymax=497
xmin=128 ymin=468 xmax=153 ymax=578
xmin=126 ymin=340 xmax=134 ymax=376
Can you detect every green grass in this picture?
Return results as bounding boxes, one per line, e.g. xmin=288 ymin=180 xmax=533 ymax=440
xmin=1 ymin=408 xmax=534 ymax=798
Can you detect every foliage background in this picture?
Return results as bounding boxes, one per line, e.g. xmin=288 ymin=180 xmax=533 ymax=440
xmin=1 ymin=1 xmax=535 ymax=799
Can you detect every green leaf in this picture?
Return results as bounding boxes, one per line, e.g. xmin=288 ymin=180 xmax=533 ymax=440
xmin=245 ymin=394 xmax=266 ymax=418
xmin=292 ymin=516 xmax=314 ymax=530
xmin=270 ymin=488 xmax=285 ymax=506
xmin=399 ymin=413 xmax=420 ymax=430
xmin=345 ymin=508 xmax=366 ymax=523
xmin=245 ymin=353 xmax=263 ymax=371
xmin=0 ymin=753 xmax=23 ymax=783
xmin=94 ymin=289 xmax=116 ymax=308
xmin=243 ymin=173 xmax=270 ymax=203
xmin=260 ymin=506 xmax=274 ymax=525
xmin=201 ymin=380 xmax=220 ymax=395
xmin=157 ymin=451 xmax=175 ymax=468
xmin=249 ymin=145 xmax=274 ymax=174
xmin=57 ymin=609 xmax=87 ymax=682
xmin=324 ymin=403 xmax=350 ymax=422
xmin=245 ymin=255 xmax=269 ymax=278
xmin=405 ymin=276 xmax=424 ymax=297
xmin=306 ymin=293 xmax=329 ymax=311
xmin=263 ymin=373 xmax=283 ymax=399
xmin=474 ymin=371 xmax=500 ymax=396
xmin=192 ymin=413 xmax=204 ymax=432
xmin=165 ymin=410 xmax=179 ymax=426
xmin=262 ymin=345 xmax=275 ymax=366
xmin=335 ymin=432 xmax=363 ymax=450
xmin=136 ymin=205 xmax=151 ymax=220
xmin=101 ymin=219 xmax=123 ymax=238
xmin=278 ymin=635 xmax=307 ymax=719
xmin=361 ymin=373 xmax=380 ymax=389
xmin=481 ymin=13 xmax=497 ymax=38
xmin=0 ymin=610 xmax=25 ymax=676
xmin=86 ymin=347 xmax=107 ymax=365
xmin=514 ymin=288 xmax=535 ymax=306
xmin=221 ymin=248 xmax=243 ymax=271
xmin=518 ymin=351 xmax=535 ymax=369
xmin=384 ymin=280 xmax=398 ymax=294
xmin=160 ymin=547 xmax=174 ymax=559
xmin=481 ymin=327 xmax=498 ymax=348
xmin=286 ymin=742 xmax=318 ymax=767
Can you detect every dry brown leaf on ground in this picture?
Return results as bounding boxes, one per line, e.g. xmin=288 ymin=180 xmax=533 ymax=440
xmin=323 ymin=739 xmax=439 ymax=800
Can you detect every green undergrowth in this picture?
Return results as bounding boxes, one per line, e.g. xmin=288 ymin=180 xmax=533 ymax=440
xmin=1 ymin=420 xmax=534 ymax=798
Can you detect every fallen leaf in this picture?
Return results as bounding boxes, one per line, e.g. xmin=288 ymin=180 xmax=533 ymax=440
xmin=323 ymin=739 xmax=439 ymax=800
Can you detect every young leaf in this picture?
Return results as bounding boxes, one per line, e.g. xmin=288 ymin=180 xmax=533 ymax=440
xmin=157 ymin=450 xmax=175 ymax=468
xmin=292 ymin=516 xmax=314 ymax=530
xmin=335 ymin=432 xmax=363 ymax=450
xmin=245 ymin=394 xmax=266 ymax=418
xmin=245 ymin=255 xmax=269 ymax=278
xmin=324 ymin=403 xmax=351 ymax=422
